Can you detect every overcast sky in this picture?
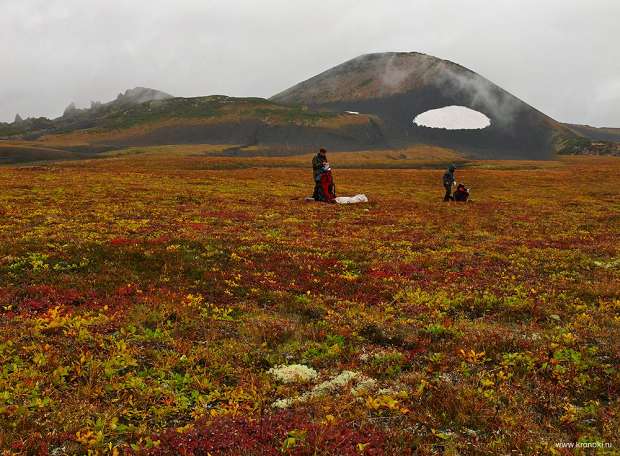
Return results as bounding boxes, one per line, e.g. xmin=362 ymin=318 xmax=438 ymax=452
xmin=1 ymin=0 xmax=619 ymax=126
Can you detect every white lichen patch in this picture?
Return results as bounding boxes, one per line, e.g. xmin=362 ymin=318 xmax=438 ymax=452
xmin=350 ymin=377 xmax=378 ymax=396
xmin=268 ymin=364 xmax=318 ymax=384
xmin=312 ymin=371 xmax=361 ymax=395
xmin=271 ymin=370 xmax=377 ymax=409
xmin=272 ymin=397 xmax=296 ymax=409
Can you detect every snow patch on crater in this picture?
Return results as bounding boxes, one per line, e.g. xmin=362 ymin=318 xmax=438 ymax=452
xmin=413 ymin=105 xmax=491 ymax=130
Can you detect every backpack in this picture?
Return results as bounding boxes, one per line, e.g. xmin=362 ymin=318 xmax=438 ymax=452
xmin=454 ymin=183 xmax=470 ymax=202
xmin=317 ymin=170 xmax=336 ymax=203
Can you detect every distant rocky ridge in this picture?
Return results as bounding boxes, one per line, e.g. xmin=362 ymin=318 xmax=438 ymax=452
xmin=61 ymin=87 xmax=173 ymax=119
xmin=115 ymin=87 xmax=173 ymax=104
xmin=1 ymin=87 xmax=173 ymax=138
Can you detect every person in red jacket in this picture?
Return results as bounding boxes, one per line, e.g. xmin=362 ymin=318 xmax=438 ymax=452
xmin=316 ymin=163 xmax=336 ymax=203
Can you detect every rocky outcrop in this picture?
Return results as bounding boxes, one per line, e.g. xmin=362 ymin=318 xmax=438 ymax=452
xmin=63 ymin=102 xmax=79 ymax=117
xmin=113 ymin=87 xmax=173 ymax=106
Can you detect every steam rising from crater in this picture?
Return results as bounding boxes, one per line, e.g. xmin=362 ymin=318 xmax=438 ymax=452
xmin=437 ymin=67 xmax=521 ymax=128
xmin=380 ymin=54 xmax=411 ymax=89
xmin=413 ymin=105 xmax=491 ymax=130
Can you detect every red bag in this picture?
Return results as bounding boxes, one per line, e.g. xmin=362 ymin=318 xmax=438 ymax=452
xmin=319 ymin=170 xmax=336 ymax=203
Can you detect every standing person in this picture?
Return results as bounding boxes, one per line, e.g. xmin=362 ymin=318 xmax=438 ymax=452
xmin=443 ymin=164 xmax=456 ymax=201
xmin=312 ymin=148 xmax=327 ymax=200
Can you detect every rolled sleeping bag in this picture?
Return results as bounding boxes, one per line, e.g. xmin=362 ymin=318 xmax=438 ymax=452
xmin=335 ymin=194 xmax=368 ymax=204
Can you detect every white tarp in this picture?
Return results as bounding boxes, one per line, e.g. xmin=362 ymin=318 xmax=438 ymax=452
xmin=304 ymin=194 xmax=369 ymax=204
xmin=335 ymin=194 xmax=368 ymax=204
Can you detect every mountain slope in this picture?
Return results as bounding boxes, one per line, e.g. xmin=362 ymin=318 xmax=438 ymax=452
xmin=0 ymin=95 xmax=389 ymax=163
xmin=272 ymin=52 xmax=577 ymax=159
xmin=563 ymin=123 xmax=620 ymax=143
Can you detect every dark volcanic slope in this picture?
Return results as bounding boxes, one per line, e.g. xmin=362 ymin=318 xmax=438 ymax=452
xmin=272 ymin=52 xmax=575 ymax=159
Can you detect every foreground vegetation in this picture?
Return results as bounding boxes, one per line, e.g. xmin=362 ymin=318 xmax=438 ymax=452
xmin=0 ymin=150 xmax=618 ymax=454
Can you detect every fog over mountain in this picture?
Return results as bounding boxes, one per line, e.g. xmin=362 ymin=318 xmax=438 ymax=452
xmin=1 ymin=0 xmax=619 ymax=126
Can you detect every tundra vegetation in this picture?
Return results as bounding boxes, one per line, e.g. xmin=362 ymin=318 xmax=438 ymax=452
xmin=0 ymin=148 xmax=618 ymax=455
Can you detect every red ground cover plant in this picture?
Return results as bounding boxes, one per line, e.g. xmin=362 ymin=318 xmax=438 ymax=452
xmin=139 ymin=411 xmax=389 ymax=455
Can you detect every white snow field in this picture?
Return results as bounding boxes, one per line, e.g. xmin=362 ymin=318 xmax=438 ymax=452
xmin=413 ymin=105 xmax=491 ymax=130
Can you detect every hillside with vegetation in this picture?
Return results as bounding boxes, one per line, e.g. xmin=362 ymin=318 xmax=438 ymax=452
xmin=0 ymin=94 xmax=388 ymax=165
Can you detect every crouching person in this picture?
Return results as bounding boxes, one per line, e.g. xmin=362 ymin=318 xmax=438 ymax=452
xmin=453 ymin=183 xmax=470 ymax=202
